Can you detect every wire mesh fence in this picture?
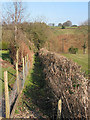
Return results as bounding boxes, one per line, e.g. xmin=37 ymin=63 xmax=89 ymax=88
xmin=0 ymin=60 xmax=30 ymax=118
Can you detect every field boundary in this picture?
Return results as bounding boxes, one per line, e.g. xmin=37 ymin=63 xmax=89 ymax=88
xmin=0 ymin=51 xmax=31 ymax=118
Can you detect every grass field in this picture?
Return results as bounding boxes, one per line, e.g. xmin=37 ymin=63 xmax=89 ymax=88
xmin=50 ymin=26 xmax=88 ymax=36
xmin=1 ymin=67 xmax=16 ymax=92
xmin=61 ymin=53 xmax=88 ymax=74
xmin=0 ymin=50 xmax=16 ymax=94
xmin=54 ymin=27 xmax=87 ymax=36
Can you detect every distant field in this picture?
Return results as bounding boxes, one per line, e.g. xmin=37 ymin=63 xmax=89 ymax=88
xmin=61 ymin=53 xmax=88 ymax=73
xmin=50 ymin=26 xmax=88 ymax=72
xmin=50 ymin=26 xmax=88 ymax=36
xmin=48 ymin=25 xmax=88 ymax=53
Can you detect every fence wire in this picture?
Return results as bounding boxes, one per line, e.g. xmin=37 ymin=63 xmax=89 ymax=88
xmin=0 ymin=61 xmax=30 ymax=118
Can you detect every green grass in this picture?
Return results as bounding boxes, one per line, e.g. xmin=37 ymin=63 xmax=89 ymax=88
xmin=0 ymin=50 xmax=9 ymax=54
xmin=16 ymin=54 xmax=53 ymax=118
xmin=15 ymin=109 xmax=19 ymax=114
xmin=50 ymin=26 xmax=88 ymax=36
xmin=51 ymin=27 xmax=76 ymax=36
xmin=0 ymin=50 xmax=11 ymax=63
xmin=50 ymin=26 xmax=78 ymax=29
xmin=1 ymin=67 xmax=16 ymax=93
xmin=0 ymin=50 xmax=16 ymax=93
xmin=61 ymin=53 xmax=88 ymax=73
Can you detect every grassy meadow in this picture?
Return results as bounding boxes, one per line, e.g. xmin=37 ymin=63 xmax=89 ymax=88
xmin=50 ymin=25 xmax=88 ymax=35
xmin=62 ymin=53 xmax=88 ymax=72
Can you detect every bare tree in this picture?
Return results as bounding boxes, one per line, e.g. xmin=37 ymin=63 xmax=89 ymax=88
xmin=2 ymin=1 xmax=29 ymax=24
xmin=80 ymin=20 xmax=88 ymax=26
xmin=3 ymin=2 xmax=25 ymax=41
xmin=2 ymin=1 xmax=30 ymax=64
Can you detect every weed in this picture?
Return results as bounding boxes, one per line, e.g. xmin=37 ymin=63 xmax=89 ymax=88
xmin=15 ymin=109 xmax=19 ymax=114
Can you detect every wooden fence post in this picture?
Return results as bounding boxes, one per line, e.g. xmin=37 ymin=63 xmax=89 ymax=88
xmin=16 ymin=62 xmax=19 ymax=94
xmin=57 ymin=99 xmax=62 ymax=120
xmin=27 ymin=54 xmax=28 ymax=71
xmin=27 ymin=54 xmax=28 ymax=62
xmin=4 ymin=71 xmax=10 ymax=118
xmin=25 ymin=56 xmax=26 ymax=76
xmin=16 ymin=49 xmax=18 ymax=63
xmin=25 ymin=56 xmax=26 ymax=65
xmin=22 ymin=57 xmax=25 ymax=86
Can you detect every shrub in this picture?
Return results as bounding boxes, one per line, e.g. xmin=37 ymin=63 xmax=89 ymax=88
xmin=0 ymin=41 xmax=9 ymax=50
xmin=71 ymin=25 xmax=77 ymax=27
xmin=62 ymin=25 xmax=65 ymax=29
xmin=22 ymin=22 xmax=50 ymax=51
xmin=82 ymin=42 xmax=87 ymax=49
xmin=58 ymin=23 xmax=62 ymax=27
xmin=68 ymin=46 xmax=78 ymax=54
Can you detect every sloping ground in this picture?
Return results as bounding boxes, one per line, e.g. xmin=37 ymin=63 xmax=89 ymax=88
xmin=13 ymin=93 xmax=50 ymax=119
xmin=56 ymin=34 xmax=88 ymax=53
xmin=48 ymin=26 xmax=88 ymax=53
xmin=61 ymin=53 xmax=88 ymax=73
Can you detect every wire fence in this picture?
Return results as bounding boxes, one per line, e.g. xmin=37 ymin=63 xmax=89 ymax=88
xmin=0 ymin=58 xmax=30 ymax=118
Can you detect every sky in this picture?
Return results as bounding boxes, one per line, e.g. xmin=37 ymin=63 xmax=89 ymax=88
xmin=2 ymin=1 xmax=88 ymax=25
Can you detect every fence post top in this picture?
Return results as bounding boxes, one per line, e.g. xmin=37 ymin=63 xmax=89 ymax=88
xmin=4 ymin=71 xmax=7 ymax=73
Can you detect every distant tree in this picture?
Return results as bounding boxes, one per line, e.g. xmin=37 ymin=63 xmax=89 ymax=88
xmin=25 ymin=22 xmax=50 ymax=51
xmin=48 ymin=23 xmax=55 ymax=26
xmin=71 ymin=25 xmax=77 ymax=27
xmin=62 ymin=25 xmax=65 ymax=29
xmin=52 ymin=23 xmax=55 ymax=26
xmin=63 ymin=20 xmax=72 ymax=27
xmin=2 ymin=2 xmax=29 ymax=64
xmin=58 ymin=23 xmax=62 ymax=27
xmin=82 ymin=42 xmax=87 ymax=54
xmin=68 ymin=46 xmax=78 ymax=54
xmin=80 ymin=20 xmax=88 ymax=26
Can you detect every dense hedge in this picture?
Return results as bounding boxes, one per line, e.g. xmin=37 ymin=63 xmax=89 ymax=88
xmin=39 ymin=49 xmax=89 ymax=119
xmin=68 ymin=46 xmax=78 ymax=54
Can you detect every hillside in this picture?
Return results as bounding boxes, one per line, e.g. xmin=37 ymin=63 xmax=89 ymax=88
xmin=48 ymin=26 xmax=88 ymax=53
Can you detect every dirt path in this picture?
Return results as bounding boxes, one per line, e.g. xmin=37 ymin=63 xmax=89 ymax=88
xmin=13 ymin=54 xmax=51 ymax=119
